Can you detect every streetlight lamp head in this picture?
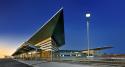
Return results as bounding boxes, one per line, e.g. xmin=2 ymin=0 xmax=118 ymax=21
xmin=86 ymin=13 xmax=91 ymax=18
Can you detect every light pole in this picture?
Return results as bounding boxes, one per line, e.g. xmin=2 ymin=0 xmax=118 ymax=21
xmin=85 ymin=13 xmax=91 ymax=57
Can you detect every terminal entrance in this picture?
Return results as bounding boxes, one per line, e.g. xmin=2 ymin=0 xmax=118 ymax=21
xmin=40 ymin=51 xmax=52 ymax=61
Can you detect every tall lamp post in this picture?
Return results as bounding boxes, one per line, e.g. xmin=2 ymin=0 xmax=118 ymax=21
xmin=86 ymin=13 xmax=91 ymax=57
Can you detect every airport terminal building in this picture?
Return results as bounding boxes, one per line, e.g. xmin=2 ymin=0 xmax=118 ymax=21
xmin=12 ymin=8 xmax=65 ymax=61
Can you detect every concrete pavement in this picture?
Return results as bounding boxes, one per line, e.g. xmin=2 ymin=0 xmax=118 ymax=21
xmin=0 ymin=58 xmax=32 ymax=67
xmin=16 ymin=60 xmax=124 ymax=67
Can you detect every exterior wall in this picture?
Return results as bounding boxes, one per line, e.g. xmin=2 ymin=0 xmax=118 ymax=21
xmin=35 ymin=37 xmax=59 ymax=61
xmin=13 ymin=37 xmax=60 ymax=61
xmin=36 ymin=37 xmax=52 ymax=51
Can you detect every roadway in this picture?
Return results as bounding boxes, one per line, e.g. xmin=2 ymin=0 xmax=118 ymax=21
xmin=1 ymin=58 xmax=124 ymax=67
xmin=17 ymin=60 xmax=125 ymax=67
xmin=0 ymin=58 xmax=32 ymax=67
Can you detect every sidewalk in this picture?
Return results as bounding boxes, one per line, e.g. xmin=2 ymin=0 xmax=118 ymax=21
xmin=15 ymin=59 xmax=123 ymax=67
xmin=15 ymin=59 xmax=94 ymax=67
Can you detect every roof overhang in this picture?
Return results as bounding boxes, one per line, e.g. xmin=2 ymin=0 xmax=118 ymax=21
xmin=12 ymin=8 xmax=65 ymax=56
xmin=27 ymin=8 xmax=65 ymax=47
xmin=82 ymin=46 xmax=113 ymax=51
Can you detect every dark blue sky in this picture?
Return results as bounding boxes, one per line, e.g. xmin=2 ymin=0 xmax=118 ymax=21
xmin=0 ymin=0 xmax=125 ymax=54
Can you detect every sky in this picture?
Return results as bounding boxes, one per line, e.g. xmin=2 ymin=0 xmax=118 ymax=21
xmin=0 ymin=0 xmax=125 ymax=58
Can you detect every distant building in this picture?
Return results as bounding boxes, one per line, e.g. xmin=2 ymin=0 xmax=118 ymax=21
xmin=58 ymin=46 xmax=112 ymax=60
xmin=4 ymin=56 xmax=13 ymax=59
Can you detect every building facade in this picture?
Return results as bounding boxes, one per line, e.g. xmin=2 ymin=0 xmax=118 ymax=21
xmin=12 ymin=8 xmax=65 ymax=61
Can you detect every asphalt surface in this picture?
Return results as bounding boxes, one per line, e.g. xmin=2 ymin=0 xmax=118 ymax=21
xmin=60 ymin=60 xmax=125 ymax=67
xmin=17 ymin=60 xmax=125 ymax=67
xmin=0 ymin=58 xmax=32 ymax=67
xmin=1 ymin=58 xmax=124 ymax=67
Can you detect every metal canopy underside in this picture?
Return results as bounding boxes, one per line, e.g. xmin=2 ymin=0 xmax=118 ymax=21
xmin=27 ymin=8 xmax=65 ymax=47
xmin=12 ymin=43 xmax=39 ymax=56
xmin=82 ymin=46 xmax=113 ymax=51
